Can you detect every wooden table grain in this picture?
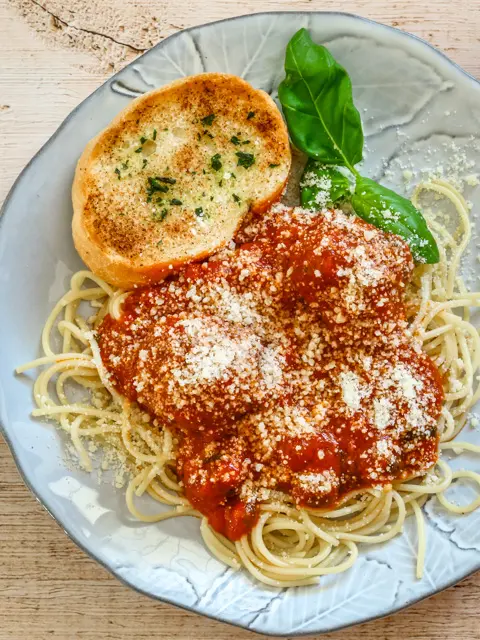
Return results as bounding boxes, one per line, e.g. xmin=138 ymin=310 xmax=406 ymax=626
xmin=1 ymin=1 xmax=479 ymax=638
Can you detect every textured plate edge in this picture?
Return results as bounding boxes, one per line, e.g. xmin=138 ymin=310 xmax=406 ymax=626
xmin=1 ymin=11 xmax=480 ymax=637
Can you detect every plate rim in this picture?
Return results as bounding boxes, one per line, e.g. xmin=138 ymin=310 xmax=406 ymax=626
xmin=1 ymin=10 xmax=480 ymax=636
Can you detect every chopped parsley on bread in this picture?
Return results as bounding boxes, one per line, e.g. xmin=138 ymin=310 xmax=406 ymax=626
xmin=72 ymin=73 xmax=291 ymax=288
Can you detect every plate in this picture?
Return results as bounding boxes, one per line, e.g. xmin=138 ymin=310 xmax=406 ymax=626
xmin=1 ymin=11 xmax=480 ymax=636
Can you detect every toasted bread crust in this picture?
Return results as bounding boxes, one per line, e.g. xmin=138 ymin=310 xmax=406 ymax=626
xmin=72 ymin=73 xmax=291 ymax=288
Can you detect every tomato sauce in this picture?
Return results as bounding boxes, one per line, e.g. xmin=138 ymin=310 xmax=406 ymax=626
xmin=97 ymin=206 xmax=444 ymax=540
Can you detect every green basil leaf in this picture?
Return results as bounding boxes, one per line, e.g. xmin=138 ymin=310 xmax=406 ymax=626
xmin=278 ymin=28 xmax=363 ymax=168
xmin=352 ymin=176 xmax=439 ymax=264
xmin=300 ymin=159 xmax=351 ymax=210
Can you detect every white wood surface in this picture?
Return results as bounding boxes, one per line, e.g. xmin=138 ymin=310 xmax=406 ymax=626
xmin=1 ymin=1 xmax=480 ymax=638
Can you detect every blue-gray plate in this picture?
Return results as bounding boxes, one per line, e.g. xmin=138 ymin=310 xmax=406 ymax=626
xmin=1 ymin=12 xmax=480 ymax=636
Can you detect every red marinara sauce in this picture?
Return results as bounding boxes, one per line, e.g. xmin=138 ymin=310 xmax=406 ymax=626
xmin=97 ymin=206 xmax=444 ymax=541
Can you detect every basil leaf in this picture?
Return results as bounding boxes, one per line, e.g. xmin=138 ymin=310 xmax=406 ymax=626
xmin=278 ymin=28 xmax=363 ymax=169
xmin=352 ymin=176 xmax=439 ymax=264
xmin=300 ymin=159 xmax=351 ymax=210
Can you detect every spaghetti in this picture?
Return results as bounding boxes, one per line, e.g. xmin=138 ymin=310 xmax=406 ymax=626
xmin=16 ymin=179 xmax=480 ymax=587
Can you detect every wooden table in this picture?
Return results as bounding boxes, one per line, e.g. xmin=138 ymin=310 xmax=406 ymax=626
xmin=1 ymin=1 xmax=479 ymax=638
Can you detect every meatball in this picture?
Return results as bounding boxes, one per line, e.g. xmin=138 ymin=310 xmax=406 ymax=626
xmin=100 ymin=313 xmax=286 ymax=432
xmin=241 ymin=206 xmax=414 ymax=326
